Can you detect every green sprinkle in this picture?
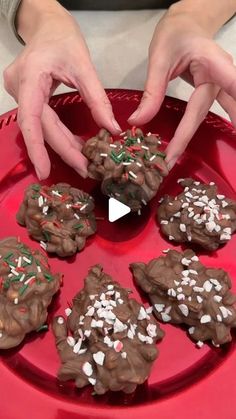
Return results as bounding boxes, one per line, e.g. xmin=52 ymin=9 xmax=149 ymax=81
xmin=3 ymin=280 xmax=10 ymax=290
xmin=43 ymin=231 xmax=51 ymax=242
xmin=4 ymin=252 xmax=13 ymax=260
xmin=19 ymin=284 xmax=28 ymax=295
xmin=31 ymin=184 xmax=41 ymax=192
xmin=11 ymin=276 xmax=22 ymax=282
xmin=74 ymin=223 xmax=83 ymax=229
xmin=44 ymin=273 xmax=53 ymax=282
xmin=110 ymin=151 xmax=121 ymax=164
xmin=156 ymin=151 xmax=166 ymax=159
xmin=19 ymin=247 xmax=32 ymax=256
xmin=36 ymin=324 xmax=48 ymax=332
xmin=35 ymin=259 xmax=41 ymax=266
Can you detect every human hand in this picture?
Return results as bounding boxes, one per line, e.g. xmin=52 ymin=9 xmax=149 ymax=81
xmin=3 ymin=0 xmax=121 ymax=180
xmin=128 ymin=5 xmax=236 ymax=169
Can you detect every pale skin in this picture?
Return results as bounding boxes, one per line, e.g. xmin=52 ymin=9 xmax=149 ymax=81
xmin=3 ymin=0 xmax=236 ymax=179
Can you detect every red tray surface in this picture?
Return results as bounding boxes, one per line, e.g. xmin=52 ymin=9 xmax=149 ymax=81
xmin=0 ymin=89 xmax=236 ymax=419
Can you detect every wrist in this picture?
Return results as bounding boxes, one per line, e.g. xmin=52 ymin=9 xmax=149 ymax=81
xmin=168 ymin=0 xmax=236 ymax=36
xmin=16 ymin=0 xmax=72 ymax=43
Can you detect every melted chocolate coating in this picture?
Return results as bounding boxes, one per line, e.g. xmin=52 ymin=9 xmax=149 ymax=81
xmin=17 ymin=183 xmax=97 ymax=257
xmin=52 ymin=265 xmax=164 ymax=394
xmin=83 ymin=128 xmax=168 ymax=211
xmin=131 ymin=249 xmax=236 ymax=346
xmin=0 ymin=237 xmax=61 ymax=349
xmin=157 ymin=178 xmax=236 ymax=250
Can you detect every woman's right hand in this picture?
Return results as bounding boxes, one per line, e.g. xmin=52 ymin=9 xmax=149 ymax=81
xmin=3 ymin=0 xmax=121 ymax=180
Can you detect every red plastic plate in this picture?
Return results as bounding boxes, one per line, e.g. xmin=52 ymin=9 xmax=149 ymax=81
xmin=0 ymin=89 xmax=236 ymax=419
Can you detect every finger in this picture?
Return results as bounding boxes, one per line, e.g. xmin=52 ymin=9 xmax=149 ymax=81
xmin=217 ymin=89 xmax=236 ymax=128
xmin=17 ymin=70 xmax=53 ymax=179
xmin=193 ymin=50 xmax=236 ymax=101
xmin=71 ymin=63 xmax=121 ymax=135
xmin=166 ymin=83 xmax=219 ymax=169
xmin=41 ymin=104 xmax=88 ymax=178
xmin=128 ymin=59 xmax=169 ymax=125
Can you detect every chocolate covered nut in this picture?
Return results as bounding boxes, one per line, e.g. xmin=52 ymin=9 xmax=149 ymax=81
xmin=83 ymin=128 xmax=169 ymax=212
xmin=157 ymin=178 xmax=236 ymax=250
xmin=131 ymin=249 xmax=236 ymax=347
xmin=52 ymin=265 xmax=164 ymax=394
xmin=17 ymin=183 xmax=96 ymax=257
xmin=0 ymin=237 xmax=61 ymax=349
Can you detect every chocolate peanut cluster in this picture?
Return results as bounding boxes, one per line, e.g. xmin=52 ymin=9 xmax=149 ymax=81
xmin=157 ymin=178 xmax=236 ymax=250
xmin=53 ymin=265 xmax=164 ymax=394
xmin=131 ymin=249 xmax=236 ymax=347
xmin=17 ymin=183 xmax=96 ymax=257
xmin=0 ymin=237 xmax=61 ymax=349
xmin=83 ymin=128 xmax=168 ymax=212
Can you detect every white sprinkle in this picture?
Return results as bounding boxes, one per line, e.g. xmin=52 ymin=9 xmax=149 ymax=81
xmin=37 ymin=265 xmax=41 ymax=273
xmin=161 ymin=312 xmax=171 ymax=322
xmin=141 ymin=145 xmax=149 ymax=150
xmin=100 ymin=153 xmax=108 ymax=157
xmin=138 ymin=332 xmax=147 ymax=342
xmin=217 ymin=314 xmax=222 ymax=322
xmin=161 ymin=220 xmax=168 ymax=225
xmin=169 ymin=235 xmax=175 ymax=241
xmin=40 ymin=241 xmax=47 ymax=250
xmin=217 ymin=194 xmax=225 ymax=200
xmin=146 ymin=306 xmax=153 ymax=314
xmin=110 ymin=143 xmax=117 ymax=148
xmin=38 ymin=196 xmax=44 ymax=207
xmin=127 ymin=329 xmax=134 ymax=339
xmin=129 ymin=171 xmax=137 ymax=179
xmin=114 ymin=340 xmax=124 ymax=352
xmin=197 ymin=296 xmax=203 ymax=303
xmin=182 ymin=258 xmax=191 ymax=266
xmin=177 ymin=178 xmax=184 ymax=183
xmin=194 ymin=201 xmax=205 ymax=207
xmin=220 ymin=233 xmax=231 ymax=241
xmin=23 ymin=256 xmax=31 ymax=264
xmin=84 ymin=330 xmax=91 ymax=338
xmin=180 ymin=224 xmax=187 ymax=233
xmin=163 ymin=249 xmax=170 ymax=254
xmin=223 ymin=227 xmax=232 ymax=234
xmin=19 ymin=273 xmax=26 ymax=282
xmin=155 ymin=303 xmax=165 ymax=313
xmin=178 ymin=304 xmax=189 ymax=317
xmin=85 ymin=306 xmax=95 ymax=317
xmin=200 ymin=314 xmax=211 ymax=324
xmin=73 ymin=339 xmax=83 ymax=354
xmin=187 ymin=235 xmax=192 ymax=242
xmin=189 ymin=327 xmax=195 ymax=335
xmin=136 ymin=161 xmax=142 ymax=168
xmin=141 ymin=199 xmax=147 ymax=206
xmin=149 ymin=155 xmax=156 ymax=162
xmin=168 ymin=288 xmax=177 ymax=297
xmin=191 ymin=256 xmax=199 ymax=262
xmin=138 ymin=306 xmax=148 ymax=320
xmin=214 ymin=295 xmax=222 ymax=302
xmin=177 ymin=287 xmax=183 ymax=292
xmin=82 ymin=362 xmax=93 ymax=377
xmin=93 ymin=351 xmax=105 ymax=366
xmin=177 ymin=294 xmax=185 ymax=301
xmin=206 ymin=221 xmax=216 ymax=233
xmin=80 ymin=204 xmax=88 ymax=211
xmin=193 ymin=286 xmax=204 ymax=293
xmin=188 ymin=211 xmax=195 ymax=218
xmin=79 ymin=315 xmax=85 ymax=324
xmin=67 ymin=336 xmax=75 ymax=347
xmin=203 ymin=280 xmax=213 ymax=293
xmin=24 ymin=275 xmax=35 ymax=285
xmin=42 ymin=206 xmax=49 ymax=215
xmin=113 ymin=318 xmax=127 ymax=333
xmin=189 ymin=279 xmax=197 ymax=287
xmin=146 ymin=324 xmax=157 ymax=337
xmin=196 ymin=340 xmax=204 ymax=348
xmin=182 ymin=202 xmax=189 ymax=208
xmin=57 ymin=317 xmax=64 ymax=325
xmin=174 ymin=212 xmax=181 ymax=217
xmin=215 ymin=284 xmax=222 ymax=292
xmin=182 ymin=270 xmax=189 ymax=277
xmin=65 ymin=308 xmax=72 ymax=317
xmin=51 ymin=190 xmax=62 ymax=197
xmin=88 ymin=377 xmax=96 ymax=385
xmin=121 ymin=352 xmax=127 ymax=359
xmin=219 ymin=306 xmax=229 ymax=318
xmin=104 ymin=336 xmax=113 ymax=347
xmin=14 ymin=298 xmax=18 ymax=305
xmin=222 ymin=200 xmax=228 ymax=208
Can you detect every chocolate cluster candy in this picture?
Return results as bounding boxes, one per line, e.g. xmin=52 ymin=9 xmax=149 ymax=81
xmin=131 ymin=249 xmax=236 ymax=347
xmin=82 ymin=128 xmax=168 ymax=212
xmin=17 ymin=183 xmax=96 ymax=257
xmin=0 ymin=237 xmax=61 ymax=349
xmin=52 ymin=265 xmax=164 ymax=394
xmin=157 ymin=178 xmax=236 ymax=250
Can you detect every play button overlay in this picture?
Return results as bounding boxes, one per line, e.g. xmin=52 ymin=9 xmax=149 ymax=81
xmin=108 ymin=198 xmax=131 ymax=222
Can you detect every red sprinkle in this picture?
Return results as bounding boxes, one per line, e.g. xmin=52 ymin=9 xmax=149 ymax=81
xmin=19 ymin=307 xmax=27 ymax=313
xmin=40 ymin=220 xmax=49 ymax=226
xmin=53 ymin=221 xmax=61 ymax=228
xmin=40 ymin=191 xmax=51 ymax=200
xmin=17 ymin=267 xmax=25 ymax=273
xmin=71 ymin=204 xmax=82 ymax=209
xmin=131 ymin=126 xmax=136 ymax=137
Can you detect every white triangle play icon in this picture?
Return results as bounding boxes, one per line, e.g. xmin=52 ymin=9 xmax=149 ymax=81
xmin=108 ymin=198 xmax=131 ymax=222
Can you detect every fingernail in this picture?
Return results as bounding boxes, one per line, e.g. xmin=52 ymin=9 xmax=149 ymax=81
xmin=76 ymin=168 xmax=88 ymax=179
xmin=128 ymin=109 xmax=140 ymax=121
xmin=35 ymin=166 xmax=42 ymax=180
xmin=111 ymin=118 xmax=121 ymax=132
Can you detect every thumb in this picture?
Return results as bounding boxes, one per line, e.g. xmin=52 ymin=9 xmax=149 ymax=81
xmin=128 ymin=59 xmax=169 ymax=125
